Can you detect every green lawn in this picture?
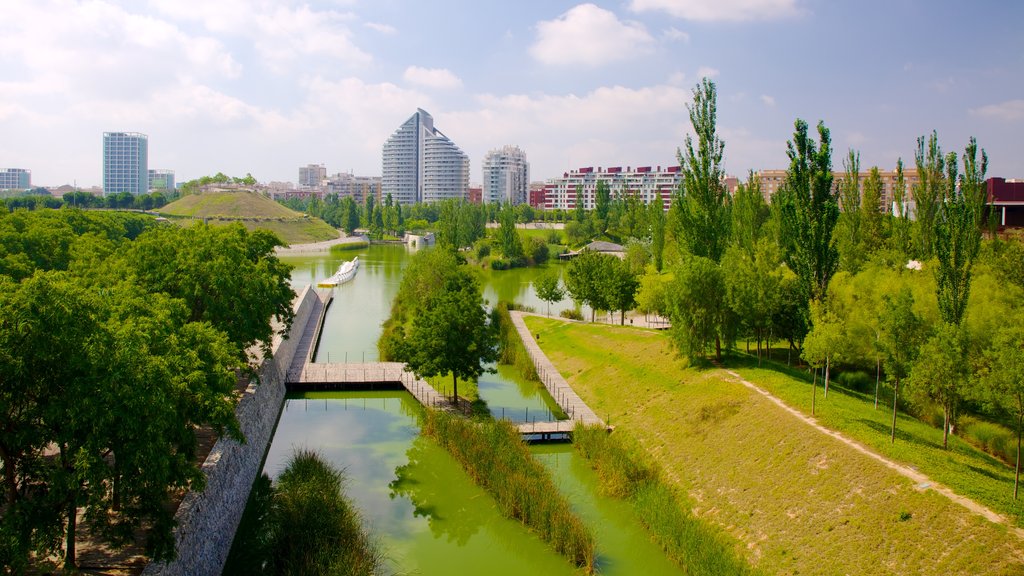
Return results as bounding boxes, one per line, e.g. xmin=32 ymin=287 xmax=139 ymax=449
xmin=524 ymin=316 xmax=1024 ymax=576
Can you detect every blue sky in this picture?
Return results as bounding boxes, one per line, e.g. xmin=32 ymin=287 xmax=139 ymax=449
xmin=2 ymin=0 xmax=1021 ymax=187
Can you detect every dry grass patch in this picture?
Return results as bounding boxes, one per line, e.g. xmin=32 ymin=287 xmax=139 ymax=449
xmin=525 ymin=316 xmax=1024 ymax=575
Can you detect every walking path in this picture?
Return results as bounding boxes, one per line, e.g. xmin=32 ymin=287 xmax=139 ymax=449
xmin=509 ymin=311 xmax=604 ymax=428
xmin=720 ymin=368 xmax=1024 ymax=538
xmin=275 ymin=232 xmax=367 ymax=254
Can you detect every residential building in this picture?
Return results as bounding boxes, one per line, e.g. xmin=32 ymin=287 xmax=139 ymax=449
xmin=382 ymin=108 xmax=469 ymax=204
xmin=103 ymin=132 xmax=148 ymax=195
xmin=326 ymin=172 xmax=381 ymax=204
xmin=0 ymin=168 xmax=31 ymax=190
xmin=148 ymin=169 xmax=175 ymax=192
xmin=543 ymin=165 xmax=681 ymax=211
xmin=468 ymin=186 xmax=482 ymax=204
xmin=482 ymin=145 xmax=530 ymax=205
xmin=753 ymin=167 xmax=919 ymax=216
xmin=987 ymin=177 xmax=1024 ymax=227
xmin=299 ymin=164 xmax=327 ymax=188
xmin=528 ymin=182 xmax=546 ymax=208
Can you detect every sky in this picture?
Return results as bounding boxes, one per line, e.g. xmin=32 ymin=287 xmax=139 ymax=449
xmin=2 ymin=0 xmax=1022 ymax=188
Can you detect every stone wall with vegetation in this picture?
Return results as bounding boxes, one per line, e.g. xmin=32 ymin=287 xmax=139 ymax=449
xmin=143 ymin=286 xmax=318 ymax=576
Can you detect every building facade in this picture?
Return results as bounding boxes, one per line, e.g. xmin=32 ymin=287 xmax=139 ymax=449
xmin=148 ymin=169 xmax=175 ymax=192
xmin=103 ymin=132 xmax=149 ymax=195
xmin=299 ymin=164 xmax=327 ymax=188
xmin=543 ymin=165 xmax=681 ymax=211
xmin=382 ymin=109 xmax=469 ymax=205
xmin=325 ymin=172 xmax=381 ymax=204
xmin=753 ymin=167 xmax=919 ymax=217
xmin=0 ymin=168 xmax=31 ymax=190
xmin=482 ymin=145 xmax=530 ymax=205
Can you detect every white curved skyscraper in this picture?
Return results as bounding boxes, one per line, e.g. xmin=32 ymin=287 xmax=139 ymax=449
xmin=482 ymin=145 xmax=530 ymax=205
xmin=382 ymin=109 xmax=469 ymax=205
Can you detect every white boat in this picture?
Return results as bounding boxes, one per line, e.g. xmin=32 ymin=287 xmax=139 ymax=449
xmin=317 ymin=257 xmax=359 ymax=287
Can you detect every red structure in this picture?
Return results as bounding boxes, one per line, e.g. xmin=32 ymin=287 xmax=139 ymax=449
xmin=986 ymin=177 xmax=1024 ymax=227
xmin=468 ymin=186 xmax=482 ymax=204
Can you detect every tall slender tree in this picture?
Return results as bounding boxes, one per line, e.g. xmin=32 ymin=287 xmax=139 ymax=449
xmin=674 ymin=77 xmax=730 ymax=263
xmin=776 ymin=119 xmax=838 ymax=306
xmin=839 ymin=150 xmax=863 ymax=272
xmin=912 ymin=131 xmax=946 ymax=259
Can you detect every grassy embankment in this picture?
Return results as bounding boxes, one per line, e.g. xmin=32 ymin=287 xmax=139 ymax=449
xmin=159 ymin=190 xmax=338 ymax=245
xmin=422 ymin=410 xmax=596 ymax=571
xmin=524 ymin=315 xmax=1024 ymax=575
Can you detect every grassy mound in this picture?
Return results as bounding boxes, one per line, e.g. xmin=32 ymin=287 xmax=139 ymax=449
xmin=524 ymin=316 xmax=1024 ymax=575
xmin=158 ymin=191 xmax=338 ymax=245
xmin=160 ymin=190 xmax=298 ymax=219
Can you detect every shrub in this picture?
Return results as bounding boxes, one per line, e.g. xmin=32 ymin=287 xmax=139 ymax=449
xmin=834 ymin=370 xmax=873 ymax=394
xmin=961 ymin=416 xmax=1017 ymax=465
xmin=560 ymin=308 xmax=584 ymax=321
xmin=528 ymin=237 xmax=550 ymax=265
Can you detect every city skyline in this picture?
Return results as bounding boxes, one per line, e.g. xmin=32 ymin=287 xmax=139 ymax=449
xmin=2 ymin=0 xmax=1022 ymax=188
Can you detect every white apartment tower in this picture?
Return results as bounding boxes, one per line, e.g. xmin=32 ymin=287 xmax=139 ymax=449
xmin=299 ymin=164 xmax=327 ymax=188
xmin=382 ymin=109 xmax=469 ymax=204
xmin=103 ymin=132 xmax=148 ymax=195
xmin=482 ymin=145 xmax=530 ymax=205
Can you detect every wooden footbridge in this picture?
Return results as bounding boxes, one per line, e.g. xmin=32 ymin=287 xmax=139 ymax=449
xmin=285 ymin=290 xmax=607 ymax=440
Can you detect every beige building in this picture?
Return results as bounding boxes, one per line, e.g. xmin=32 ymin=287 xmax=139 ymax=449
xmin=753 ymin=167 xmax=920 ymax=216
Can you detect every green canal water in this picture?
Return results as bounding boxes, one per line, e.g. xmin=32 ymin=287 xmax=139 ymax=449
xmin=227 ymin=245 xmax=678 ymax=574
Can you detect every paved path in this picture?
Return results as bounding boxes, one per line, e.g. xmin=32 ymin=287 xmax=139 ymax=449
xmin=509 ymin=311 xmax=604 ymax=428
xmin=275 ymin=232 xmax=367 ymax=255
xmin=720 ymin=368 xmax=1024 ymax=538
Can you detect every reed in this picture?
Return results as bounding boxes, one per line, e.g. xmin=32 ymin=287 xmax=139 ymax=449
xmin=492 ymin=301 xmax=539 ymax=381
xmin=573 ymin=423 xmax=757 ymax=575
xmin=329 ymin=240 xmax=369 ymax=253
xmin=423 ymin=410 xmax=595 ymax=571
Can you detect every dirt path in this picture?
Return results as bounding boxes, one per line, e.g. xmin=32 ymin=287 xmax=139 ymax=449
xmin=275 ymin=231 xmax=367 ymax=254
xmin=720 ymin=367 xmax=1024 ymax=538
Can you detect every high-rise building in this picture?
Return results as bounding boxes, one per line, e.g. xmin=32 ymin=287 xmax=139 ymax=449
xmin=103 ymin=132 xmax=148 ymax=195
xmin=299 ymin=164 xmax=327 ymax=188
xmin=148 ymin=169 xmax=175 ymax=192
xmin=0 ymin=168 xmax=31 ymax=190
xmin=382 ymin=109 xmax=469 ymax=204
xmin=482 ymin=145 xmax=530 ymax=205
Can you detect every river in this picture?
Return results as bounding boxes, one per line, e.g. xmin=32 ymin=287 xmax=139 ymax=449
xmin=225 ymin=244 xmax=679 ymax=575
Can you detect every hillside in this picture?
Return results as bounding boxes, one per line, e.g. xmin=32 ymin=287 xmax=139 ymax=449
xmin=525 ymin=316 xmax=1024 ymax=576
xmin=158 ymin=191 xmax=338 ymax=245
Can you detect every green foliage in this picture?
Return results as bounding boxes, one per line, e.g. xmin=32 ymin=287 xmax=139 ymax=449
xmin=532 ymin=269 xmax=565 ymax=317
xmin=667 ymin=255 xmax=731 ymax=361
xmin=329 ymin=240 xmax=369 ymax=253
xmin=496 ymin=203 xmax=525 ymax=261
xmin=673 ymin=78 xmax=731 ymax=263
xmin=776 ymin=119 xmax=838 ymax=305
xmin=422 ymin=411 xmax=595 ymax=570
xmin=564 ymin=250 xmax=614 ymax=321
xmin=860 ymin=166 xmax=885 ymax=254
xmin=722 ymin=240 xmax=784 ymax=360
xmin=491 ymin=302 xmax=538 ymax=380
xmin=837 ymin=150 xmax=864 ymax=273
xmin=731 ymin=172 xmax=769 ymax=257
xmin=912 ymin=132 xmax=948 ymax=259
xmin=649 ymin=194 xmax=666 ymax=272
xmin=224 ymin=451 xmax=384 ymax=576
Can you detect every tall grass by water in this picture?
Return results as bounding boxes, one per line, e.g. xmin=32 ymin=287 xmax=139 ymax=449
xmin=422 ymin=409 xmax=595 ymax=571
xmin=223 ymin=449 xmax=386 ymax=576
xmin=573 ymin=424 xmax=757 ymax=575
xmin=330 ymin=240 xmax=369 ymax=253
xmin=493 ymin=301 xmax=539 ymax=381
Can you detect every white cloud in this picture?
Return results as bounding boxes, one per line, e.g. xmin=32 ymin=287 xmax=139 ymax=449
xmin=403 ymin=67 xmax=464 ymax=90
xmin=630 ymin=0 xmax=801 ymax=21
xmin=970 ymin=99 xmax=1024 ymax=122
xmin=530 ymin=4 xmax=655 ymax=67
xmin=697 ymin=66 xmax=720 ymax=79
xmin=365 ymin=22 xmax=397 ymax=35
xmin=668 ymin=71 xmax=687 ymax=85
xmin=760 ymin=94 xmax=776 ymax=107
xmin=663 ymin=27 xmax=690 ymax=42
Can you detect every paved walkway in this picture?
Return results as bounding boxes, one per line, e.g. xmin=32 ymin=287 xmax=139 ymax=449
xmin=275 ymin=232 xmax=367 ymax=255
xmin=509 ymin=311 xmax=604 ymax=428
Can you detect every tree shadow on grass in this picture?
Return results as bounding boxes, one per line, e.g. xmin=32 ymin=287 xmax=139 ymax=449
xmin=857 ymin=417 xmax=937 ymax=447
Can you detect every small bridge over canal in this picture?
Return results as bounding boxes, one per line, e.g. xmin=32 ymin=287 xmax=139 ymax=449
xmin=285 ymin=290 xmax=606 ymax=440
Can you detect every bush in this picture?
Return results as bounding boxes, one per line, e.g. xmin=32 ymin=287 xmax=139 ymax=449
xmin=329 ymin=240 xmax=368 ymax=253
xmin=834 ymin=370 xmax=873 ymax=394
xmin=528 ymin=237 xmax=550 ymax=265
xmin=961 ymin=416 xmax=1017 ymax=465
xmin=547 ymin=230 xmax=563 ymax=245
xmin=560 ymin=308 xmax=584 ymax=321
xmin=475 ymin=240 xmax=491 ymax=259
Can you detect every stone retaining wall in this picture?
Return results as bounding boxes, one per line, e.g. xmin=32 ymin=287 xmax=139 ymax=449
xmin=143 ymin=285 xmax=318 ymax=576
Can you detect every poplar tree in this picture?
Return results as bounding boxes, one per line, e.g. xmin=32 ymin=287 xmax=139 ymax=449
xmin=912 ymin=131 xmax=946 ymax=259
xmin=839 ymin=150 xmax=862 ymax=272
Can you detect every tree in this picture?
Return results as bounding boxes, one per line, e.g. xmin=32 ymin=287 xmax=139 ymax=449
xmin=731 ymin=171 xmax=768 ymax=257
xmin=934 ymin=137 xmax=986 ymax=328
xmin=860 ymin=166 xmax=884 ymax=254
xmin=402 ymin=267 xmax=498 ymax=406
xmin=723 ymin=240 xmax=783 ymax=363
xmin=564 ymin=250 xmax=614 ymax=322
xmin=891 ymin=158 xmax=911 ymax=255
xmin=649 ymin=193 xmax=666 ymax=272
xmin=908 ymin=323 xmax=967 ymax=449
xmin=607 ymin=258 xmax=640 ymax=325
xmin=667 ymin=255 xmax=730 ymax=361
xmin=912 ymin=131 xmax=947 ymax=259
xmin=802 ymin=302 xmax=844 ymax=414
xmin=497 ymin=203 xmax=525 ymax=262
xmin=776 ymin=119 xmax=838 ymax=306
xmin=594 ymin=180 xmax=611 ymax=232
xmin=980 ymin=320 xmax=1024 ymax=499
xmin=838 ymin=149 xmax=863 ymax=273
xmin=533 ymin=270 xmax=565 ymax=317
xmin=878 ymin=288 xmax=924 ymax=443
xmin=673 ymin=77 xmax=730 ymax=263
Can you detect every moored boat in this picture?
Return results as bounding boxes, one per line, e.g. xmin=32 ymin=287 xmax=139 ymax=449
xmin=317 ymin=256 xmax=359 ymax=287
